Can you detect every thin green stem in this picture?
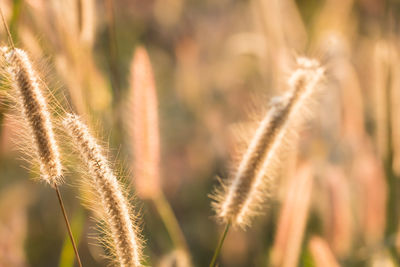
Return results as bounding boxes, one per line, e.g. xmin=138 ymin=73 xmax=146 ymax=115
xmin=59 ymin=207 xmax=85 ymax=267
xmin=9 ymin=0 xmax=22 ymax=42
xmin=209 ymin=222 xmax=231 ymax=267
xmin=54 ymin=184 xmax=83 ymax=267
xmin=104 ymin=0 xmax=121 ymax=103
xmin=153 ymin=192 xmax=190 ymax=256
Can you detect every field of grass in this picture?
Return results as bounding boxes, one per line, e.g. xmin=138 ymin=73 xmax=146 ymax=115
xmin=0 ymin=0 xmax=399 ymax=266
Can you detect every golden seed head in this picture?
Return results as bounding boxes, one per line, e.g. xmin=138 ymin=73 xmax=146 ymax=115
xmin=4 ymin=47 xmax=62 ymax=186
xmin=63 ymin=113 xmax=143 ymax=267
xmin=211 ymin=57 xmax=324 ymax=228
xmin=130 ymin=46 xmax=161 ymax=199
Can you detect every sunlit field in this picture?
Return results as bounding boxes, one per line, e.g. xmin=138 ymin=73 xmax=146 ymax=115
xmin=0 ymin=0 xmax=399 ymax=266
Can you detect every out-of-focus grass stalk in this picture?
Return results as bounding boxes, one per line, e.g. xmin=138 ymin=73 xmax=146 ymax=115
xmin=76 ymin=0 xmax=83 ymax=33
xmin=308 ymin=236 xmax=340 ymax=267
xmin=9 ymin=0 xmax=22 ymax=41
xmin=324 ymin=167 xmax=353 ymax=257
xmin=59 ymin=207 xmax=85 ymax=267
xmin=105 ymin=0 xmax=121 ymax=104
xmin=129 ymin=47 xmax=191 ymax=262
xmin=271 ymin=164 xmax=313 ymax=267
xmin=375 ymin=38 xmax=400 ymax=262
xmin=384 ymin=62 xmax=400 ymax=263
xmin=209 ymin=223 xmax=230 ymax=267
xmin=372 ymin=39 xmax=399 ymax=261
xmin=104 ymin=0 xmax=123 ymax=146
xmin=153 ymin=193 xmax=191 ymax=255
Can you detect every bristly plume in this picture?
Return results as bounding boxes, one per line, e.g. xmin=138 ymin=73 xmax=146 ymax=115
xmin=129 ymin=46 xmax=161 ymax=199
xmin=62 ymin=114 xmax=143 ymax=267
xmin=211 ymin=57 xmax=324 ymax=228
xmin=2 ymin=47 xmax=62 ymax=186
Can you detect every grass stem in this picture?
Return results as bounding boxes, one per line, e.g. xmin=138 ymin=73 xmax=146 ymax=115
xmin=105 ymin=0 xmax=121 ymax=103
xmin=54 ymin=184 xmax=83 ymax=267
xmin=209 ymin=222 xmax=231 ymax=267
xmin=153 ymin=192 xmax=190 ymax=257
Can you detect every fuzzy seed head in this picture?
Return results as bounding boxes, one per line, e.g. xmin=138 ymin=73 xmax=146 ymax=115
xmin=3 ymin=47 xmax=62 ymax=186
xmin=62 ymin=114 xmax=142 ymax=267
xmin=130 ymin=46 xmax=161 ymax=199
xmin=211 ymin=57 xmax=324 ymax=228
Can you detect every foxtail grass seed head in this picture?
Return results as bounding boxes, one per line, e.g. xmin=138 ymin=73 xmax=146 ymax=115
xmin=130 ymin=46 xmax=161 ymax=199
xmin=62 ymin=114 xmax=143 ymax=267
xmin=3 ymin=47 xmax=62 ymax=186
xmin=211 ymin=57 xmax=324 ymax=228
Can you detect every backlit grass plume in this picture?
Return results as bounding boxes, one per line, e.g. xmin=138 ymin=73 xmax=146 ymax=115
xmin=211 ymin=57 xmax=324 ymax=228
xmin=128 ymin=46 xmax=191 ymax=264
xmin=1 ymin=47 xmax=62 ymax=186
xmin=129 ymin=46 xmax=161 ymax=199
xmin=62 ymin=113 xmax=143 ymax=267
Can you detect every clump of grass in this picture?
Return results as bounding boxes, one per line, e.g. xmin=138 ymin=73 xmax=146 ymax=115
xmin=63 ymin=113 xmax=143 ymax=267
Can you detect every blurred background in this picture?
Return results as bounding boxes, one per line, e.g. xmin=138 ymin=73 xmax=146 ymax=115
xmin=0 ymin=0 xmax=399 ymax=266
